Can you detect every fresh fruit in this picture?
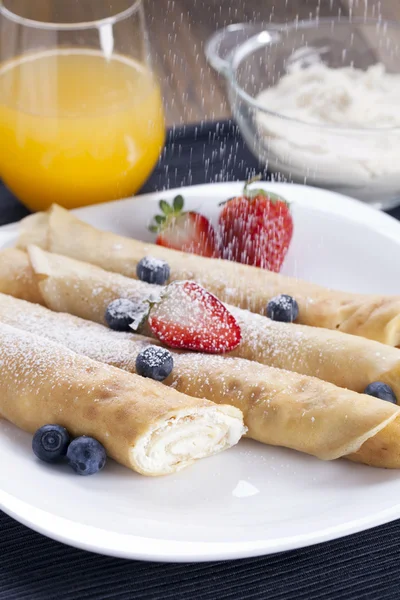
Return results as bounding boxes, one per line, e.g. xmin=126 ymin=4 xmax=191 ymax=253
xmin=66 ymin=436 xmax=107 ymax=476
xmin=266 ymin=294 xmax=299 ymax=323
xmin=136 ymin=256 xmax=170 ymax=285
xmin=364 ymin=382 xmax=397 ymax=404
xmin=32 ymin=424 xmax=70 ymax=463
xmin=149 ymin=195 xmax=217 ymax=257
xmin=136 ymin=345 xmax=174 ymax=381
xmin=218 ymin=178 xmax=293 ymax=272
xmin=105 ymin=298 xmax=149 ymax=332
xmin=148 ymin=280 xmax=241 ymax=353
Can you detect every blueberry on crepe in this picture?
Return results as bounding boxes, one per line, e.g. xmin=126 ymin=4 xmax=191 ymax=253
xmin=267 ymin=294 xmax=299 ymax=323
xmin=136 ymin=346 xmax=174 ymax=381
xmin=105 ymin=298 xmax=149 ymax=332
xmin=136 ymin=256 xmax=170 ymax=285
xmin=364 ymin=382 xmax=397 ymax=404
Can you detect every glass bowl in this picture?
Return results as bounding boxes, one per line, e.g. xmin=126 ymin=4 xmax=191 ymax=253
xmin=206 ymin=18 xmax=400 ymax=209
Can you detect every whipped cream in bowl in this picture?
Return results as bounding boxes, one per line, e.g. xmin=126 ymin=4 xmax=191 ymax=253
xmin=254 ymin=62 xmax=400 ymax=206
xmin=206 ymin=17 xmax=400 ymax=208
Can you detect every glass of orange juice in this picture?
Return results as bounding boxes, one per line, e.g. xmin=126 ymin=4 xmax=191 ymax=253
xmin=0 ymin=0 xmax=165 ymax=211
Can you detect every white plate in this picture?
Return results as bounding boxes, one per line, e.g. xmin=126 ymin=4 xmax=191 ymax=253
xmin=1 ymin=182 xmax=400 ymax=563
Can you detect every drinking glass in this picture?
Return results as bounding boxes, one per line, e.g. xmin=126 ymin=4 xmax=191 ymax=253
xmin=0 ymin=0 xmax=165 ymax=211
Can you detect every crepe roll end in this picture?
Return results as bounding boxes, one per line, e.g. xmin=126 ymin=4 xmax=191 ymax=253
xmin=17 ymin=211 xmax=50 ymax=250
xmin=130 ymin=405 xmax=246 ymax=476
xmin=348 ymin=416 xmax=400 ymax=469
xmin=27 ymin=244 xmax=51 ymax=278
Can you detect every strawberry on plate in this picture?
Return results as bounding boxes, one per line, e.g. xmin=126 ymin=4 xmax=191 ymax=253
xmin=148 ymin=281 xmax=241 ymax=354
xmin=149 ymin=195 xmax=218 ymax=258
xmin=218 ymin=178 xmax=293 ymax=273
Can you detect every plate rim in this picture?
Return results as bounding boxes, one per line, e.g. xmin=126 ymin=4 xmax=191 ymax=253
xmin=1 ymin=486 xmax=400 ymax=563
xmin=2 ymin=181 xmax=400 ymax=562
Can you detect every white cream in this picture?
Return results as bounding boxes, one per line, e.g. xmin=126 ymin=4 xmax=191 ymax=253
xmin=130 ymin=406 xmax=245 ymax=476
xmin=255 ymin=63 xmax=400 ymax=201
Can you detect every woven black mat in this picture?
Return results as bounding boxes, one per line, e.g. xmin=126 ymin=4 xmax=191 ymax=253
xmin=1 ymin=120 xmax=400 ymax=600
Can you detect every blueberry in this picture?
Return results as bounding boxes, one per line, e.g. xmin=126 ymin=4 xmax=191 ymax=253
xmin=67 ymin=436 xmax=107 ymax=476
xmin=136 ymin=345 xmax=174 ymax=381
xmin=136 ymin=256 xmax=170 ymax=285
xmin=32 ymin=424 xmax=70 ymax=463
xmin=266 ymin=294 xmax=299 ymax=323
xmin=105 ymin=298 xmax=149 ymax=332
xmin=364 ymin=382 xmax=397 ymax=404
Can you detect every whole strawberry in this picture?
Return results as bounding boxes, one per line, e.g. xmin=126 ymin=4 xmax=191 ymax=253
xmin=150 ymin=195 xmax=218 ymax=258
xmin=218 ymin=178 xmax=293 ymax=272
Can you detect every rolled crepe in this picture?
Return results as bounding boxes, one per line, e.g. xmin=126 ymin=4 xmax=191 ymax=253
xmin=0 ymin=322 xmax=244 ymax=476
xmin=2 ymin=247 xmax=400 ymax=401
xmin=0 ymin=295 xmax=399 ymax=466
xmin=17 ymin=204 xmax=400 ymax=345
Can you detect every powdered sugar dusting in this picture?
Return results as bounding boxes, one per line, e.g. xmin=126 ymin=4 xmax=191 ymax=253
xmin=0 ymin=322 xmax=88 ymax=395
xmin=34 ymin=253 xmax=338 ymax=374
xmin=22 ymin=245 xmax=400 ymax=393
xmin=0 ymin=293 xmax=152 ymax=372
xmin=0 ymin=293 xmax=312 ymax=406
xmin=226 ymin=304 xmax=400 ymax=393
xmin=0 ymin=295 xmax=395 ymax=460
xmin=140 ymin=256 xmax=168 ymax=270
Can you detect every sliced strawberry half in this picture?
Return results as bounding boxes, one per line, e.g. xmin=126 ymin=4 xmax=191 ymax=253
xmin=148 ymin=281 xmax=241 ymax=353
xmin=149 ymin=195 xmax=218 ymax=258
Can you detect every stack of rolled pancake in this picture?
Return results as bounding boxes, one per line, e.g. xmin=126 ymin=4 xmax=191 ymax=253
xmin=1 ymin=203 xmax=400 ymax=472
xmin=19 ymin=204 xmax=400 ymax=345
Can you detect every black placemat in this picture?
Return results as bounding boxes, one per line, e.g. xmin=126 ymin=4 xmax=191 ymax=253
xmin=1 ymin=120 xmax=399 ymax=600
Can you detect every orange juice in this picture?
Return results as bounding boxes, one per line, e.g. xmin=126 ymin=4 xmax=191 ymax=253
xmin=0 ymin=49 xmax=165 ymax=211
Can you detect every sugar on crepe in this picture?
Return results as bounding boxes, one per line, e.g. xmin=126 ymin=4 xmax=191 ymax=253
xmin=2 ymin=246 xmax=400 ymax=401
xmin=0 ymin=293 xmax=399 ymax=467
